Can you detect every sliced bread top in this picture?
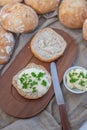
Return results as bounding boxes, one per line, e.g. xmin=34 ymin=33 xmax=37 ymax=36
xmin=30 ymin=28 xmax=67 ymax=62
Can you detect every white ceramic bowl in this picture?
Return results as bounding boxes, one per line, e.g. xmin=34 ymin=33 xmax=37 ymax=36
xmin=63 ymin=66 xmax=87 ymax=94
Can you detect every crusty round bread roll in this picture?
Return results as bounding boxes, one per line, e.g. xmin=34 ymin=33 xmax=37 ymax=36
xmin=24 ymin=0 xmax=59 ymax=14
xmin=83 ymin=19 xmax=87 ymax=40
xmin=0 ymin=25 xmax=15 ymax=64
xmin=12 ymin=63 xmax=51 ymax=99
xmin=30 ymin=28 xmax=67 ymax=62
xmin=59 ymin=0 xmax=87 ymax=29
xmin=0 ymin=3 xmax=38 ymax=33
xmin=0 ymin=0 xmax=23 ymax=6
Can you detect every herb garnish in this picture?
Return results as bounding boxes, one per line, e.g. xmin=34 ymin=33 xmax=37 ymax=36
xmin=69 ymin=71 xmax=79 ymax=83
xmin=32 ymin=87 xmax=37 ymax=93
xmin=19 ymin=73 xmax=30 ymax=89
xmin=19 ymin=71 xmax=47 ymax=93
xmin=70 ymin=78 xmax=78 ymax=83
xmin=41 ymin=80 xmax=47 ymax=86
xmin=31 ymin=72 xmax=36 ymax=77
xmin=67 ymin=69 xmax=87 ymax=90
xmin=36 ymin=72 xmax=45 ymax=80
xmin=79 ymin=80 xmax=85 ymax=86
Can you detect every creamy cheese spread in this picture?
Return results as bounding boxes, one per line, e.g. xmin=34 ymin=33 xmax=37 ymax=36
xmin=17 ymin=68 xmax=50 ymax=93
xmin=66 ymin=68 xmax=87 ymax=91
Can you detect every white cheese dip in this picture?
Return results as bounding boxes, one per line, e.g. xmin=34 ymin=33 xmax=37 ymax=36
xmin=17 ymin=68 xmax=51 ymax=93
xmin=66 ymin=68 xmax=87 ymax=91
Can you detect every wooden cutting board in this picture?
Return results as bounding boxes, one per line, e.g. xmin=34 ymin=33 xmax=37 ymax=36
xmin=0 ymin=28 xmax=77 ymax=118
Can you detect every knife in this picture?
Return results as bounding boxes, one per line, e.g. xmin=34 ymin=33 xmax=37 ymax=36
xmin=50 ymin=62 xmax=71 ymax=130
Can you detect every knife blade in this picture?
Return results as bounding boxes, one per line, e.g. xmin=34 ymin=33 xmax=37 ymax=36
xmin=50 ymin=62 xmax=71 ymax=130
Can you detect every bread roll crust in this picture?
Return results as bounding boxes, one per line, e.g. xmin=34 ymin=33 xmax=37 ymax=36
xmin=0 ymin=0 xmax=23 ymax=6
xmin=59 ymin=0 xmax=87 ymax=29
xmin=12 ymin=63 xmax=51 ymax=99
xmin=30 ymin=28 xmax=67 ymax=62
xmin=24 ymin=0 xmax=59 ymax=14
xmin=83 ymin=19 xmax=87 ymax=40
xmin=0 ymin=25 xmax=15 ymax=64
xmin=0 ymin=3 xmax=38 ymax=33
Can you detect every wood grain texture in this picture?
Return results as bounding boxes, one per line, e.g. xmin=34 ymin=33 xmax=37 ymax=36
xmin=0 ymin=28 xmax=77 ymax=118
xmin=59 ymin=104 xmax=71 ymax=130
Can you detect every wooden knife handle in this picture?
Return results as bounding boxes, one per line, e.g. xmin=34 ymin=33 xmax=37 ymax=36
xmin=59 ymin=104 xmax=71 ymax=130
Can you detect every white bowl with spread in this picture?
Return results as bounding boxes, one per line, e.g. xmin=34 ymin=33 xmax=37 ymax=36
xmin=63 ymin=66 xmax=87 ymax=94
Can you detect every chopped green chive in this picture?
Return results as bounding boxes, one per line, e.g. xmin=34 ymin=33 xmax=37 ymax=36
xmin=70 ymin=78 xmax=78 ymax=83
xmin=41 ymin=80 xmax=47 ymax=86
xmin=22 ymin=82 xmax=27 ymax=89
xmin=31 ymin=72 xmax=36 ymax=77
xmin=67 ymin=69 xmax=87 ymax=91
xmin=19 ymin=71 xmax=47 ymax=93
xmin=79 ymin=80 xmax=85 ymax=86
xmin=36 ymin=72 xmax=45 ymax=80
xmin=32 ymin=87 xmax=37 ymax=93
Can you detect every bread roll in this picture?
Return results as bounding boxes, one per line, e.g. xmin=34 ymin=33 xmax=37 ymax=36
xmin=59 ymin=0 xmax=87 ymax=29
xmin=0 ymin=25 xmax=15 ymax=64
xmin=0 ymin=0 xmax=23 ymax=6
xmin=30 ymin=28 xmax=67 ymax=62
xmin=0 ymin=3 xmax=38 ymax=33
xmin=12 ymin=63 xmax=51 ymax=99
xmin=24 ymin=0 xmax=59 ymax=14
xmin=83 ymin=19 xmax=87 ymax=40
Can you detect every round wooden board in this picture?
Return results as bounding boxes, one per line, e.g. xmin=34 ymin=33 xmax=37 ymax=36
xmin=0 ymin=28 xmax=77 ymax=118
